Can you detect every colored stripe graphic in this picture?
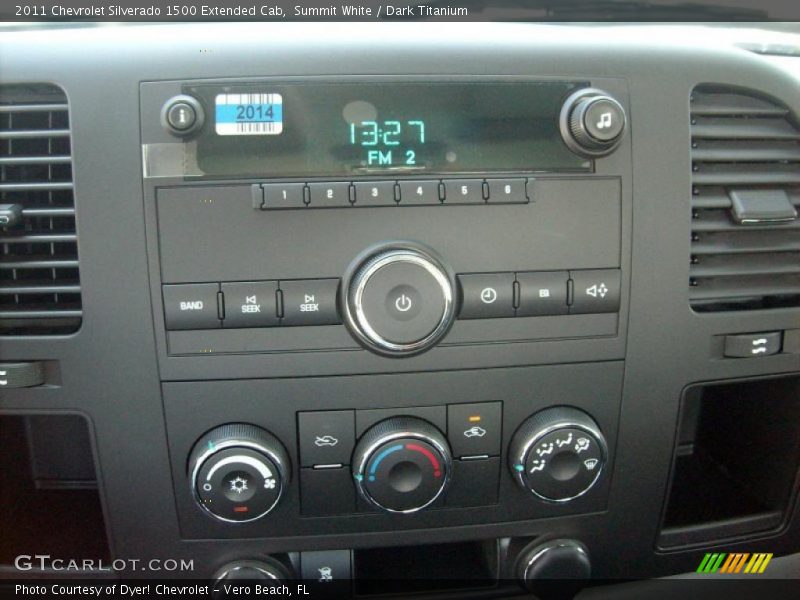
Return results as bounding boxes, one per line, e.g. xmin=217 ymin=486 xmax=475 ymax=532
xmin=368 ymin=444 xmax=403 ymax=480
xmin=744 ymin=553 xmax=773 ymax=574
xmin=697 ymin=553 xmax=726 ymax=573
xmin=720 ymin=553 xmax=749 ymax=573
xmin=406 ymin=443 xmax=441 ymax=476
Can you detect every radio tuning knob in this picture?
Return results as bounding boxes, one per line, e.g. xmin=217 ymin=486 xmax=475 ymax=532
xmin=352 ymin=417 xmax=453 ymax=513
xmin=213 ymin=559 xmax=291 ymax=582
xmin=508 ymin=407 xmax=607 ymax=502
xmin=341 ymin=242 xmax=456 ymax=357
xmin=560 ymin=89 xmax=626 ymax=157
xmin=189 ymin=424 xmax=291 ymax=523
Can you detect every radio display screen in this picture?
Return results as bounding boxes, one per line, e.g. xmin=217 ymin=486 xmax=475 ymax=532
xmin=187 ymin=81 xmax=591 ymax=178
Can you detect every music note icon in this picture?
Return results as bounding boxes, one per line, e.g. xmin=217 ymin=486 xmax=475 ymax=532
xmin=596 ymin=112 xmax=613 ymax=130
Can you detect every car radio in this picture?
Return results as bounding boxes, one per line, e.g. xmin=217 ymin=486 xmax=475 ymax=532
xmin=139 ymin=76 xmax=631 ymax=540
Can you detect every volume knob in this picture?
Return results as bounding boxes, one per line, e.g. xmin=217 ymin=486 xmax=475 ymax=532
xmin=341 ymin=242 xmax=456 ymax=357
xmin=560 ymin=89 xmax=626 ymax=157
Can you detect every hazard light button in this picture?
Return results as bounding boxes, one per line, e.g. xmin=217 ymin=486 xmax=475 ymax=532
xmin=569 ymin=269 xmax=621 ymax=314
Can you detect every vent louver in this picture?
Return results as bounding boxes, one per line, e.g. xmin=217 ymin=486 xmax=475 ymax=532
xmin=689 ymin=85 xmax=800 ymax=312
xmin=0 ymin=84 xmax=81 ymax=334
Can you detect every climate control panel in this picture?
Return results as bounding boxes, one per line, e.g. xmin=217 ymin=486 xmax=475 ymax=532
xmin=183 ymin=403 xmax=611 ymax=524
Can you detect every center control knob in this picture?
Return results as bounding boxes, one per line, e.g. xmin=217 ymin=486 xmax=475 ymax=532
xmin=508 ymin=407 xmax=607 ymax=502
xmin=189 ymin=424 xmax=291 ymax=523
xmin=352 ymin=417 xmax=452 ymax=513
xmin=341 ymin=242 xmax=457 ymax=357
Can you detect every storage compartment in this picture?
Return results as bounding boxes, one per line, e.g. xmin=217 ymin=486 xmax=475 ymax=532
xmin=0 ymin=415 xmax=110 ymax=566
xmin=354 ymin=541 xmax=497 ymax=595
xmin=659 ymin=376 xmax=800 ymax=548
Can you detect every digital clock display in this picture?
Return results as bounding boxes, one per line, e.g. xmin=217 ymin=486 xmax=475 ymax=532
xmin=189 ymin=82 xmax=591 ymax=178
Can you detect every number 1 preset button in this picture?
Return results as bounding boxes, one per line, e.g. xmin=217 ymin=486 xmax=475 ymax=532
xmin=262 ymin=183 xmax=307 ymax=209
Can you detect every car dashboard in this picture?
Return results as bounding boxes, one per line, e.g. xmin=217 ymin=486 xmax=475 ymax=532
xmin=0 ymin=21 xmax=799 ymax=595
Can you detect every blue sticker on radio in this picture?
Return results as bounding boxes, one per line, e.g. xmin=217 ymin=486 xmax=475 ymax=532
xmin=215 ymin=93 xmax=283 ymax=136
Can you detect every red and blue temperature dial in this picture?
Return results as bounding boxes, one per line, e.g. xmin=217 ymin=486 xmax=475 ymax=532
xmin=352 ymin=417 xmax=452 ymax=514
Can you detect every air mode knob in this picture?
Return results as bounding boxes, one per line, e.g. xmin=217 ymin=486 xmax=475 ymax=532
xmin=341 ymin=242 xmax=456 ymax=357
xmin=560 ymin=89 xmax=626 ymax=157
xmin=508 ymin=407 xmax=607 ymax=502
xmin=352 ymin=417 xmax=453 ymax=513
xmin=189 ymin=424 xmax=291 ymax=523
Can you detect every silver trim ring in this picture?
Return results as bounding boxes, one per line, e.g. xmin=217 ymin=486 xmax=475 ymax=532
xmin=348 ymin=250 xmax=455 ymax=356
xmin=190 ymin=440 xmax=287 ymax=524
xmin=522 ymin=540 xmax=590 ymax=582
xmin=513 ymin=421 xmax=607 ymax=504
xmin=214 ymin=561 xmax=283 ymax=583
xmin=354 ymin=429 xmax=453 ymax=514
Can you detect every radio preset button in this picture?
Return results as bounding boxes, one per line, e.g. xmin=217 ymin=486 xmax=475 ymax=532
xmin=398 ymin=180 xmax=441 ymax=205
xmin=280 ymin=279 xmax=341 ymax=326
xmin=221 ymin=281 xmax=279 ymax=328
xmin=308 ymin=182 xmax=352 ymax=207
xmin=458 ymin=273 xmax=515 ymax=319
xmin=444 ymin=179 xmax=485 ymax=204
xmin=517 ymin=271 xmax=569 ymax=316
xmin=354 ymin=181 xmax=396 ymax=206
xmin=569 ymin=269 xmax=621 ymax=314
xmin=486 ymin=178 xmax=528 ymax=204
xmin=263 ymin=183 xmax=306 ymax=209
xmin=163 ymin=283 xmax=220 ymax=330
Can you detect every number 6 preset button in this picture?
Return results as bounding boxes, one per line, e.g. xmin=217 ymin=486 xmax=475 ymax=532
xmin=486 ymin=178 xmax=529 ymax=204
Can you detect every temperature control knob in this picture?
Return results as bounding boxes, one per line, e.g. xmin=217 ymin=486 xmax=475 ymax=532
xmin=560 ymin=89 xmax=626 ymax=157
xmin=341 ymin=242 xmax=456 ymax=357
xmin=352 ymin=417 xmax=452 ymax=513
xmin=189 ymin=424 xmax=291 ymax=523
xmin=508 ymin=407 xmax=606 ymax=502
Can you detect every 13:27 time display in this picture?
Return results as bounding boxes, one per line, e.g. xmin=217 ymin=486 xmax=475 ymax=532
xmin=349 ymin=120 xmax=426 ymax=166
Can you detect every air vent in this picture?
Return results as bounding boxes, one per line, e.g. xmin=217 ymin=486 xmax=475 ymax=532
xmin=689 ymin=85 xmax=800 ymax=312
xmin=0 ymin=84 xmax=81 ymax=334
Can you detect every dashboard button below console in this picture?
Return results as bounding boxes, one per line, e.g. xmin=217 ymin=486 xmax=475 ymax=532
xmin=354 ymin=181 xmax=396 ymax=206
xmin=163 ymin=283 xmax=220 ymax=330
xmin=301 ymin=550 xmax=352 ymax=598
xmin=516 ymin=271 xmax=569 ymax=316
xmin=569 ymin=269 xmax=621 ymax=314
xmin=486 ymin=178 xmax=528 ymax=204
xmin=298 ymin=410 xmax=355 ymax=467
xmin=444 ymin=179 xmax=485 ymax=204
xmin=308 ymin=182 xmax=352 ymax=207
xmin=280 ymin=279 xmax=341 ymax=326
xmin=221 ymin=281 xmax=279 ymax=328
xmin=458 ymin=273 xmax=515 ymax=319
xmin=398 ymin=180 xmax=441 ymax=205
xmin=262 ymin=183 xmax=307 ymax=209
xmin=448 ymin=401 xmax=502 ymax=458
